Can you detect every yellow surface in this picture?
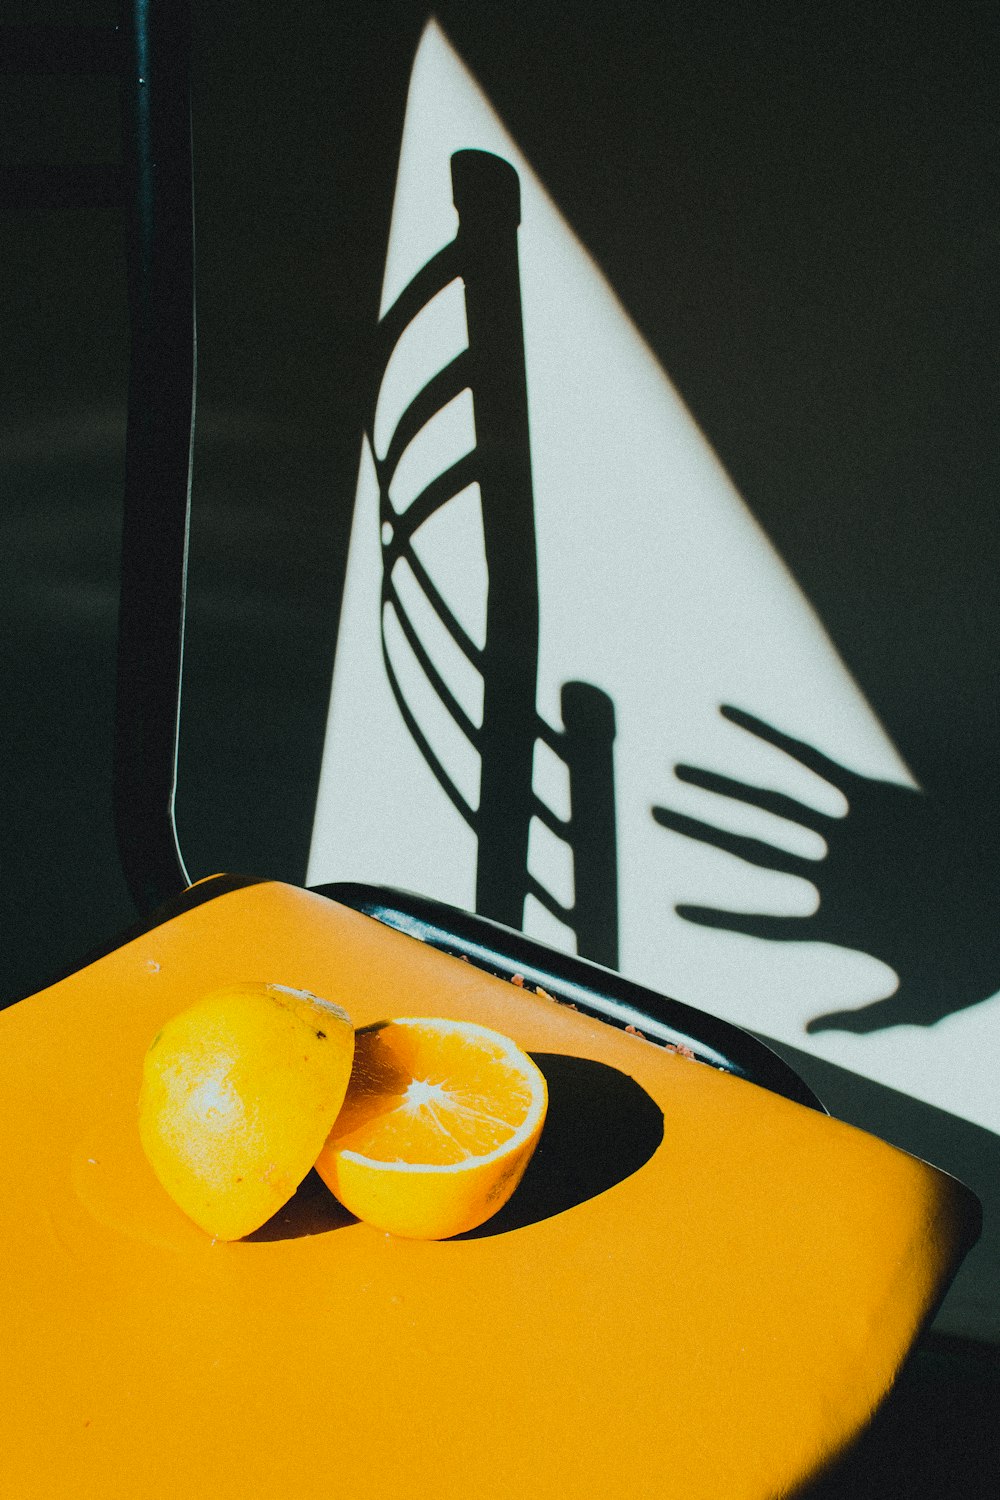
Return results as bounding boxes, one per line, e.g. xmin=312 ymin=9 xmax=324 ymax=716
xmin=0 ymin=880 xmax=980 ymax=1499
xmin=140 ymin=982 xmax=354 ymax=1240
xmin=316 ymin=1017 xmax=548 ymax=1238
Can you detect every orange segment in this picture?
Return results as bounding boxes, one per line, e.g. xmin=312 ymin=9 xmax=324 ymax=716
xmin=315 ymin=1017 xmax=548 ymax=1238
xmin=138 ymin=982 xmax=354 ymax=1240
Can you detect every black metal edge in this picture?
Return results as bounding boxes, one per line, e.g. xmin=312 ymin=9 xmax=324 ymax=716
xmin=113 ymin=0 xmax=195 ymax=913
xmin=313 ymin=882 xmax=827 ymax=1112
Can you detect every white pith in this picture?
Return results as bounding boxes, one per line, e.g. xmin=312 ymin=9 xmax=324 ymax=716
xmin=264 ymin=983 xmax=352 ymax=1024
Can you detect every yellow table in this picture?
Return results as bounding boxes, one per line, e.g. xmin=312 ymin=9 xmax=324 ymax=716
xmin=0 ymin=880 xmax=980 ymax=1498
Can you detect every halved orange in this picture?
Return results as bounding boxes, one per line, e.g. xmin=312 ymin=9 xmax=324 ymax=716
xmin=315 ymin=1017 xmax=548 ymax=1239
xmin=139 ymin=982 xmax=355 ymax=1240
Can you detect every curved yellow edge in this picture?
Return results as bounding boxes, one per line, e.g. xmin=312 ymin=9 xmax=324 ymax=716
xmin=0 ymin=880 xmax=980 ymax=1500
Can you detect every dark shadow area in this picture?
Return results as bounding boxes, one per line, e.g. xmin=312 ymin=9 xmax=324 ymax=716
xmin=795 ymin=1333 xmax=1000 ymax=1500
xmin=173 ymin=2 xmax=421 ymax=893
xmin=244 ymin=1168 xmax=356 ymax=1243
xmin=0 ymin=426 xmax=138 ymax=1006
xmin=653 ymin=705 xmax=1000 ymax=1032
xmin=459 ymin=1051 xmax=663 ymax=1238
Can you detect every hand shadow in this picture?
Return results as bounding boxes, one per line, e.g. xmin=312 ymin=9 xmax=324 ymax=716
xmin=652 ymin=705 xmax=1000 ymax=1033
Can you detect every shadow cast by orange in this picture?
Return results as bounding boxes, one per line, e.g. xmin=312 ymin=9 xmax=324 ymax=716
xmin=251 ymin=1051 xmax=663 ymax=1243
xmin=460 ymin=1051 xmax=663 ymax=1238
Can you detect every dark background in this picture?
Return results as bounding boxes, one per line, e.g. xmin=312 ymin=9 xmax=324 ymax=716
xmin=3 ymin=3 xmax=999 ymax=1490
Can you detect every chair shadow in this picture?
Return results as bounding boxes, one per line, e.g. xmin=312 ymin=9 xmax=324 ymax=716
xmin=249 ymin=1052 xmax=663 ymax=1243
xmin=459 ymin=1052 xmax=664 ymax=1238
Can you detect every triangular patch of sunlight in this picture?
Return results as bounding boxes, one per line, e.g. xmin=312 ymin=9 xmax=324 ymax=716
xmin=307 ymin=20 xmax=1000 ymax=1137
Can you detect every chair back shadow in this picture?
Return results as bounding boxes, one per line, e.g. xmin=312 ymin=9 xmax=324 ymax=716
xmin=369 ymin=148 xmax=618 ymax=967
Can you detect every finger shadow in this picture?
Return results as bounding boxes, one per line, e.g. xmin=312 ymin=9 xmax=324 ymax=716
xmin=245 ymin=1168 xmax=357 ymax=1242
xmin=458 ymin=1052 xmax=664 ymax=1238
